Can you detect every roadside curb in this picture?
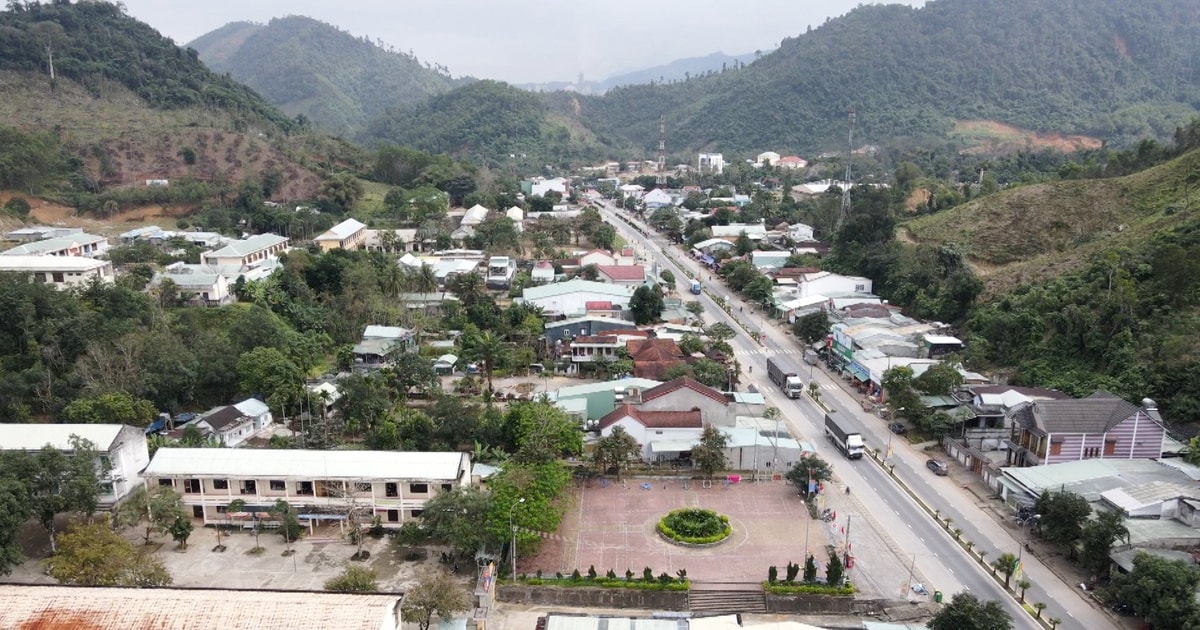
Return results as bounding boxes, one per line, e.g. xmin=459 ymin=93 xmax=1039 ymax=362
xmin=865 ymin=451 xmax=1056 ymax=628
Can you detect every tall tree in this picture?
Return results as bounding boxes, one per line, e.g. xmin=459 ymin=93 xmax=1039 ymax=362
xmin=1112 ymin=552 xmax=1200 ymax=630
xmin=1079 ymin=510 xmax=1130 ymax=579
xmin=928 ymin=592 xmax=1013 ymax=630
xmin=691 ymin=426 xmax=729 ymax=480
xmin=419 ymin=486 xmax=496 ymax=555
xmin=785 ymin=453 xmax=833 ymax=499
xmin=992 ymin=552 xmax=1019 ymax=589
xmin=30 ymin=437 xmax=102 ymax=553
xmin=401 ymin=568 xmax=472 ymax=630
xmin=593 ymin=426 xmax=641 ymax=480
xmin=460 ymin=328 xmax=507 ymax=393
xmin=117 ymin=486 xmax=186 ymax=546
xmin=1034 ymin=490 xmax=1091 ymax=550
xmin=630 ymin=284 xmax=664 ymax=325
xmin=47 ymin=522 xmax=172 ymax=587
xmin=792 ymin=311 xmax=831 ymax=344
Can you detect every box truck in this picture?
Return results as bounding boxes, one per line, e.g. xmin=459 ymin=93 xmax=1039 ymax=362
xmin=824 ymin=414 xmax=865 ymax=459
xmin=767 ymin=356 xmax=804 ymax=399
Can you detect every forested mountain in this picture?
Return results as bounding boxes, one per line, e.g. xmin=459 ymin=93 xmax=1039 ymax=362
xmin=0 ymin=1 xmax=355 ymax=208
xmin=0 ymin=0 xmax=296 ymax=133
xmin=366 ymin=80 xmax=627 ymax=167
xmin=188 ymin=16 xmax=468 ymax=137
xmin=369 ymin=0 xmax=1200 ymax=163
xmin=520 ymin=51 xmax=757 ymax=94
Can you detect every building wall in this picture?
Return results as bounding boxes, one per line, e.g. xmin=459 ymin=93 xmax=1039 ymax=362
xmin=1044 ymin=413 xmax=1164 ymax=464
xmin=104 ymin=426 xmax=151 ymax=508
xmin=637 ymin=390 xmax=732 ymax=427
xmin=152 ymin=470 xmax=470 ymax=527
xmin=23 ymin=263 xmax=114 ymax=288
xmin=802 ymin=274 xmax=872 ymax=299
xmin=526 ymin=291 xmax=630 ymax=317
xmin=602 ymin=417 xmax=700 ymax=460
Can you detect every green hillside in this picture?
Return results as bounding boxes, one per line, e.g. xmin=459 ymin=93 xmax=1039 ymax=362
xmin=583 ymin=0 xmax=1200 ymax=155
xmin=363 ymin=0 xmax=1200 ymax=162
xmin=0 ymin=1 xmax=297 ymax=134
xmin=188 ymin=16 xmax=466 ymax=137
xmin=904 ymin=145 xmax=1200 ymax=294
xmin=366 ymin=80 xmax=626 ymax=166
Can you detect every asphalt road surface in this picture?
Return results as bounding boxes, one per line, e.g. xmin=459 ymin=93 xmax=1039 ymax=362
xmin=599 ymin=201 xmax=1114 ymax=630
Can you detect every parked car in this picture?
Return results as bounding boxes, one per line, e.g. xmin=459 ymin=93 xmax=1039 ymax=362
xmin=926 ymin=459 xmax=949 ymax=476
xmin=888 ymin=422 xmax=907 ymax=434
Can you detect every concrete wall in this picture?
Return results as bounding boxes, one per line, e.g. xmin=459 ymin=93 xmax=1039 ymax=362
xmin=496 ymin=585 xmax=688 ymax=611
xmin=764 ymin=592 xmax=888 ymax=615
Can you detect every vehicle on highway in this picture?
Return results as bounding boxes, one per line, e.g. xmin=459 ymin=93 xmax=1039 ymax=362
xmin=767 ymin=356 xmax=804 ymax=399
xmin=888 ymin=422 xmax=907 ymax=434
xmin=690 ymin=279 xmax=702 ymax=295
xmin=824 ymin=414 xmax=865 ymax=459
xmin=926 ymin=459 xmax=949 ymax=476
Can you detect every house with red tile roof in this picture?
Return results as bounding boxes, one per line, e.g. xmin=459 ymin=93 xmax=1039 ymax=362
xmin=634 ymin=376 xmax=734 ymax=427
xmin=626 ymin=338 xmax=687 ymax=381
xmin=598 ymin=404 xmax=703 ymax=460
xmin=596 ymin=264 xmax=647 ymax=286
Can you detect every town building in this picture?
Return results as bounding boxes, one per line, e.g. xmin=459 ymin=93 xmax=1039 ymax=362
xmin=200 ymin=234 xmax=289 ymax=269
xmin=698 ymin=152 xmax=725 ymax=174
xmin=0 ymin=255 xmax=114 ymax=288
xmin=755 ymin=151 xmax=781 ymax=167
xmin=596 ymin=264 xmax=647 ymax=286
xmin=0 ymin=232 xmax=109 ymax=258
xmin=0 ymin=423 xmax=149 ymax=509
xmin=531 ymin=260 xmax=556 ymax=284
xmin=314 ymin=218 xmax=368 ymax=251
xmin=1005 ymin=392 xmax=1167 ymax=467
xmin=5 ymin=226 xmax=82 ymax=242
xmin=183 ymin=398 xmax=274 ymax=447
xmin=150 ymin=262 xmax=233 ymax=305
xmin=0 ymin=585 xmax=404 ymax=630
xmin=143 ymin=448 xmax=471 ymax=527
xmin=626 ymin=338 xmax=687 ymax=380
xmin=352 ymin=325 xmax=417 ymax=370
xmin=518 ymin=279 xmax=636 ymax=318
xmin=710 ymin=224 xmax=767 ymax=241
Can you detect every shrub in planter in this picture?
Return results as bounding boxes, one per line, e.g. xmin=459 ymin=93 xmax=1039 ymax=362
xmin=657 ymin=508 xmax=733 ymax=545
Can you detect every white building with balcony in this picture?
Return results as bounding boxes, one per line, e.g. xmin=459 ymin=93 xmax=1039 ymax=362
xmin=0 ymin=424 xmax=149 ymax=509
xmin=143 ymin=449 xmax=472 ymax=528
xmin=201 ymin=234 xmax=289 ymax=269
xmin=0 ymin=255 xmax=114 ymax=289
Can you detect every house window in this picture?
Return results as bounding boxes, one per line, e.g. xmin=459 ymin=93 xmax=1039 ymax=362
xmin=855 ymin=284 xmax=866 ymax=292
xmin=296 ymin=481 xmax=314 ymax=496
xmin=183 ymin=479 xmax=201 ymax=494
xmin=213 ymin=479 xmax=229 ymax=490
xmin=98 ymin=455 xmax=112 ymax=472
xmin=158 ymin=479 xmax=174 ymax=487
xmin=441 ymin=484 xmax=452 ymax=493
xmin=240 ymin=480 xmax=256 ymax=494
xmin=52 ymin=272 xmax=64 ymax=283
xmin=1049 ymin=440 xmax=1063 ymax=456
xmin=1104 ymin=439 xmax=1117 ymax=456
xmin=1083 ymin=447 xmax=1099 ymax=458
xmin=387 ymin=509 xmax=400 ymax=523
xmin=385 ymin=483 xmax=398 ymax=497
xmin=216 ymin=505 xmax=228 ymax=514
xmin=411 ymin=509 xmax=424 ymax=518
xmin=269 ymin=480 xmax=286 ymax=491
xmin=354 ymin=482 xmax=373 ymax=493
xmin=409 ymin=483 xmax=429 ymax=494
xmin=192 ymin=505 xmax=204 ymax=518
xmin=99 ymin=482 xmax=114 ymax=495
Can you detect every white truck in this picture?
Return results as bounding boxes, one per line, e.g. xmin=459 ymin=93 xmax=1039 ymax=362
xmin=824 ymin=414 xmax=865 ymax=459
xmin=766 ymin=356 xmax=804 ymax=399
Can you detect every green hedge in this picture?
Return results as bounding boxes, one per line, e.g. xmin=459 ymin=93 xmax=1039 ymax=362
xmin=518 ymin=577 xmax=689 ymax=592
xmin=657 ymin=508 xmax=732 ymax=545
xmin=763 ymin=581 xmax=856 ymax=596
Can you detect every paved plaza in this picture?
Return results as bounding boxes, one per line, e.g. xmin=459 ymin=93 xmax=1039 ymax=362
xmin=524 ymin=478 xmax=840 ymax=584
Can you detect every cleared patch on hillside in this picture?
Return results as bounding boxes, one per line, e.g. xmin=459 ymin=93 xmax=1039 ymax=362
xmin=0 ymin=71 xmax=324 ymax=202
xmin=904 ymin=148 xmax=1200 ymax=294
xmin=953 ymin=120 xmax=1103 ymax=155
xmin=1 ymin=191 xmax=192 ymax=237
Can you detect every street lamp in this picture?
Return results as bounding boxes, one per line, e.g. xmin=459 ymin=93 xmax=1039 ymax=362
xmin=800 ymin=499 xmax=812 ymax=562
xmin=508 ymin=497 xmax=525 ymax=581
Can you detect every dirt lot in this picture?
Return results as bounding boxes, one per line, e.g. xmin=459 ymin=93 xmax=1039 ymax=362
xmin=1 ymin=191 xmax=192 ymax=237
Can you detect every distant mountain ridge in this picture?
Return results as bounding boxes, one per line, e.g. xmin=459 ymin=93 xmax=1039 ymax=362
xmin=188 ymin=16 xmax=468 ymax=137
xmin=368 ymin=0 xmax=1200 ymax=163
xmin=520 ymin=51 xmax=758 ymax=94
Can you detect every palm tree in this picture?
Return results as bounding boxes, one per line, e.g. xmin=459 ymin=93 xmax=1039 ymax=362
xmin=451 ymin=271 xmax=487 ymax=308
xmin=464 ymin=330 xmax=506 ymax=393
xmin=381 ymin=263 xmax=404 ymax=300
xmin=993 ymin=552 xmax=1019 ymax=588
xmin=1016 ymin=578 xmax=1031 ymax=603
xmin=414 ymin=264 xmax=439 ymax=296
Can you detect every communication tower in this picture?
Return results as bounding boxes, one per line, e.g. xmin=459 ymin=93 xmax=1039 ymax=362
xmin=836 ymin=106 xmax=856 ymax=231
xmin=656 ymin=115 xmax=667 ymax=186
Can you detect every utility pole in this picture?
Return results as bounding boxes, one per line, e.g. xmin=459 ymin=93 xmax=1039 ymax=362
xmin=656 ymin=114 xmax=667 ymax=186
xmin=836 ymin=106 xmax=855 ymax=232
xmin=843 ymin=514 xmax=853 ymax=578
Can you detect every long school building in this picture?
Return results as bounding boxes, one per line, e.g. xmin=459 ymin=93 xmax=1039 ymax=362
xmin=142 ymin=448 xmax=471 ymax=528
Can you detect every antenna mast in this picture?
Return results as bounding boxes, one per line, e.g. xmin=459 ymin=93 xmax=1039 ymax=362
xmin=656 ymin=114 xmax=667 ymax=186
xmin=837 ymin=106 xmax=855 ymax=231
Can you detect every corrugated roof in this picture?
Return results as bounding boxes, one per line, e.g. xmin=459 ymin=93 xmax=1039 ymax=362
xmin=521 ymin=279 xmax=635 ymax=301
xmin=597 ymin=265 xmax=646 ymax=281
xmin=0 ymin=424 xmax=126 ymax=451
xmin=144 ymin=448 xmax=467 ymax=481
xmin=547 ymin=378 xmax=662 ymax=400
xmin=0 ymin=255 xmax=110 ymax=271
xmin=314 ymin=218 xmax=366 ymax=241
xmin=0 ymin=585 xmax=400 ymax=630
xmin=205 ymin=234 xmax=288 ymax=258
xmin=1030 ymin=391 xmax=1142 ymax=434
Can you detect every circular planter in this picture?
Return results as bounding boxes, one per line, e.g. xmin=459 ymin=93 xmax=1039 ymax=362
xmin=657 ymin=508 xmax=732 ymax=548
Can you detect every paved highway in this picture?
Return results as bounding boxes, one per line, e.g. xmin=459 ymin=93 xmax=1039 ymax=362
xmin=597 ymin=201 xmax=1113 ymax=630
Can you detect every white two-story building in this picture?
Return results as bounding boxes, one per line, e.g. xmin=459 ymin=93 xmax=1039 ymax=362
xmin=143 ymin=449 xmax=472 ymax=528
xmin=0 ymin=424 xmax=150 ymax=509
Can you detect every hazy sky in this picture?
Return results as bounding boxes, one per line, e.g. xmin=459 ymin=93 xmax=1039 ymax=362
xmin=119 ymin=0 xmax=925 ymax=84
